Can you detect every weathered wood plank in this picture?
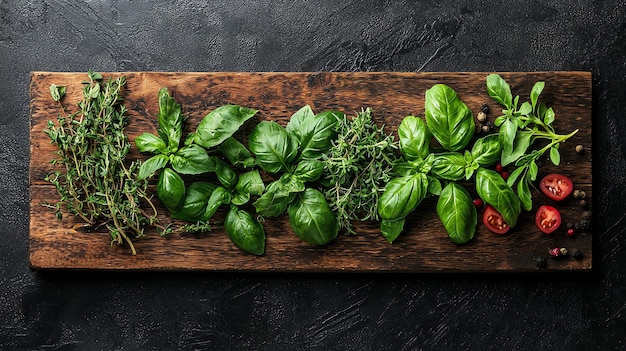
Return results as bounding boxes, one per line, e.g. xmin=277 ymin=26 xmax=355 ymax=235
xmin=29 ymin=71 xmax=592 ymax=272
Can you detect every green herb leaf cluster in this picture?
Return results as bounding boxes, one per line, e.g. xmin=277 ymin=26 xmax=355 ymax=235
xmin=322 ymin=108 xmax=399 ymax=235
xmin=487 ymin=74 xmax=578 ymax=210
xmin=251 ymin=106 xmax=342 ymax=246
xmin=45 ymin=71 xmax=159 ymax=255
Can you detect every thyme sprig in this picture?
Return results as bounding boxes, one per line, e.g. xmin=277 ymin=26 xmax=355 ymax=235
xmin=44 ymin=71 xmax=159 ymax=255
xmin=323 ymin=108 xmax=399 ymax=235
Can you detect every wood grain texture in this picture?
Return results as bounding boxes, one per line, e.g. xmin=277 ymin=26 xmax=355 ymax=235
xmin=29 ymin=71 xmax=592 ymax=272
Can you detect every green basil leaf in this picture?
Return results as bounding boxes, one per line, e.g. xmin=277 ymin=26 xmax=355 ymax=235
xmin=156 ymin=87 xmax=184 ymax=152
xmin=486 ymin=74 xmax=513 ymax=109
xmin=393 ymin=160 xmax=419 ymax=177
xmin=50 ymin=84 xmax=66 ymax=102
xmin=538 ymin=103 xmax=548 ymax=120
xmin=494 ymin=115 xmax=506 ymax=127
xmin=506 ymin=166 xmax=525 ymax=188
xmin=436 ymin=182 xmax=477 ymax=244
xmin=518 ymin=101 xmax=532 ymax=116
xmin=471 ymin=134 xmax=502 ymax=167
xmin=288 ymin=188 xmax=339 ymax=246
xmin=499 ymin=118 xmax=517 ymax=156
xmin=221 ymin=137 xmax=255 ymax=168
xmin=172 ymin=182 xmax=217 ymax=222
xmin=156 ymin=168 xmax=186 ymax=213
xmin=380 ymin=218 xmax=405 ymax=244
xmin=253 ymin=177 xmax=297 ymax=217
xmin=232 ymin=170 xmax=265 ymax=206
xmin=297 ymin=110 xmax=341 ymax=159
xmin=501 ymin=131 xmax=532 ymax=167
xmin=378 ymin=173 xmax=428 ymax=221
xmin=171 ymin=144 xmax=215 ymax=175
xmin=184 ymin=132 xmax=197 ymax=146
xmin=293 ymin=159 xmax=325 ymax=182
xmin=475 ymin=168 xmax=521 ymax=227
xmin=425 ymin=84 xmax=475 ymax=152
xmin=286 ymin=105 xmax=315 ymax=138
xmin=195 ymin=105 xmax=258 ymax=149
xmin=138 ymin=154 xmax=169 ymax=180
xmin=249 ymin=121 xmax=298 ymax=173
xmin=517 ymin=178 xmax=533 ymax=211
xmin=224 ymin=206 xmax=265 ymax=255
xmin=135 ymin=133 xmax=168 ymax=154
xmin=398 ymin=116 xmax=431 ymax=161
xmin=204 ymin=186 xmax=230 ymax=219
xmin=431 ymin=152 xmax=466 ymax=181
xmin=213 ymin=157 xmax=237 ymax=189
xmin=528 ymin=160 xmax=539 ymax=181
xmin=544 ymin=107 xmax=555 ymax=126
xmin=530 ymin=81 xmax=545 ymax=109
xmin=427 ymin=176 xmax=442 ymax=196
xmin=550 ymin=145 xmax=561 ymax=166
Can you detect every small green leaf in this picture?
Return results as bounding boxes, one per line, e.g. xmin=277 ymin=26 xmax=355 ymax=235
xmin=296 ymin=110 xmax=341 ymax=160
xmin=528 ymin=160 xmax=539 ymax=181
xmin=550 ymin=146 xmax=561 ymax=166
xmin=544 ymin=107 xmax=556 ymax=126
xmin=170 ymin=144 xmax=215 ymax=175
xmin=518 ymin=101 xmax=532 ymax=115
xmin=172 ymin=182 xmax=217 ymax=222
xmin=427 ymin=176 xmax=442 ymax=196
xmin=293 ymin=159 xmax=325 ymax=182
xmin=224 ymin=206 xmax=266 ymax=255
xmin=288 ymin=188 xmax=339 ymax=246
xmin=501 ymin=131 xmax=532 ymax=167
xmin=436 ymin=183 xmax=477 ymax=244
xmin=486 ymin=74 xmax=513 ymax=108
xmin=286 ymin=105 xmax=315 ymax=138
xmin=221 ymin=137 xmax=255 ymax=168
xmin=138 ymin=154 xmax=169 ymax=180
xmin=517 ymin=178 xmax=533 ymax=211
xmin=249 ymin=121 xmax=298 ymax=173
xmin=506 ymin=166 xmax=525 ymax=187
xmin=156 ymin=87 xmax=184 ymax=152
xmin=380 ymin=218 xmax=405 ymax=244
xmin=135 ymin=133 xmax=168 ymax=154
xmin=156 ymin=168 xmax=186 ymax=213
xmin=195 ymin=105 xmax=258 ymax=149
xmin=530 ymin=81 xmax=545 ymax=109
xmin=431 ymin=152 xmax=466 ymax=181
xmin=494 ymin=115 xmax=506 ymax=127
xmin=213 ymin=157 xmax=237 ymax=189
xmin=398 ymin=116 xmax=431 ymax=161
xmin=49 ymin=84 xmax=66 ymax=102
xmin=499 ymin=119 xmax=518 ymax=156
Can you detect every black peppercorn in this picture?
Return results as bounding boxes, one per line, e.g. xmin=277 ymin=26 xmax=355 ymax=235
xmin=481 ymin=104 xmax=490 ymax=113
xmin=534 ymin=256 xmax=547 ymax=269
xmin=572 ymin=249 xmax=583 ymax=259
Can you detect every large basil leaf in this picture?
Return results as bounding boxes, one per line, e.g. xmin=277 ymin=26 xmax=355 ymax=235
xmin=224 ymin=206 xmax=266 ymax=255
xmin=253 ymin=177 xmax=297 ymax=217
xmin=249 ymin=121 xmax=298 ymax=173
xmin=288 ymin=188 xmax=339 ymax=246
xmin=172 ymin=182 xmax=217 ymax=222
xmin=156 ymin=87 xmax=184 ymax=152
xmin=499 ymin=118 xmax=518 ymax=156
xmin=430 ymin=152 xmax=466 ymax=181
xmin=501 ymin=131 xmax=532 ymax=166
xmin=380 ymin=218 xmax=405 ymax=244
xmin=475 ymin=168 xmax=521 ymax=227
xmin=138 ymin=154 xmax=168 ymax=180
xmin=135 ymin=133 xmax=168 ymax=154
xmin=398 ymin=116 xmax=431 ymax=161
xmin=285 ymin=105 xmax=315 ymax=137
xmin=156 ymin=167 xmax=186 ymax=213
xmin=194 ymin=105 xmax=257 ymax=149
xmin=297 ymin=110 xmax=341 ymax=159
xmin=424 ymin=84 xmax=475 ymax=152
xmin=436 ymin=183 xmax=477 ymax=244
xmin=378 ymin=173 xmax=428 ymax=221
xmin=471 ymin=134 xmax=501 ymax=167
xmin=486 ymin=74 xmax=513 ymax=109
xmin=293 ymin=159 xmax=325 ymax=182
xmin=232 ymin=170 xmax=265 ymax=206
xmin=221 ymin=137 xmax=255 ymax=168
xmin=171 ymin=144 xmax=215 ymax=175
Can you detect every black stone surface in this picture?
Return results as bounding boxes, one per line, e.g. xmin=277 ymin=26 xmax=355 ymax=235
xmin=1 ymin=1 xmax=623 ymax=349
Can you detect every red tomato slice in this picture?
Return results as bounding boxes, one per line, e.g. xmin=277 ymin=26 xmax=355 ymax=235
xmin=540 ymin=173 xmax=573 ymax=201
xmin=482 ymin=205 xmax=510 ymax=234
xmin=535 ymin=205 xmax=561 ymax=234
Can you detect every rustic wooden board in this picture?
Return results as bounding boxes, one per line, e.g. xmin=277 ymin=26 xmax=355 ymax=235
xmin=29 ymin=71 xmax=592 ymax=272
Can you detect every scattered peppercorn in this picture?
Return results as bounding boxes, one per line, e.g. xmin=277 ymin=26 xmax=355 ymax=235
xmin=559 ymin=247 xmax=569 ymax=256
xmin=575 ymin=144 xmax=585 ymax=154
xmin=572 ymin=249 xmax=583 ymax=259
xmin=501 ymin=171 xmax=510 ymax=180
xmin=534 ymin=256 xmax=547 ymax=269
xmin=481 ymin=104 xmax=490 ymax=113
xmin=573 ymin=189 xmax=587 ymax=199
xmin=477 ymin=111 xmax=487 ymax=122
xmin=495 ymin=163 xmax=504 ymax=173
xmin=473 ymin=198 xmax=484 ymax=208
xmin=481 ymin=125 xmax=490 ymax=133
xmin=579 ymin=199 xmax=588 ymax=209
xmin=567 ymin=227 xmax=576 ymax=237
xmin=549 ymin=247 xmax=562 ymax=258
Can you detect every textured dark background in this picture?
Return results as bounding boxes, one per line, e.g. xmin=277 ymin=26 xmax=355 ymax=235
xmin=1 ymin=0 xmax=624 ymax=350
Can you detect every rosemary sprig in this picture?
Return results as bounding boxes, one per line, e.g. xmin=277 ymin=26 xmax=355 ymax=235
xmin=323 ymin=108 xmax=399 ymax=235
xmin=44 ymin=71 xmax=159 ymax=255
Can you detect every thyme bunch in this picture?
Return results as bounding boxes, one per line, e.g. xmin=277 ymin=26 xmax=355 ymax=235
xmin=323 ymin=108 xmax=399 ymax=235
xmin=44 ymin=71 xmax=159 ymax=255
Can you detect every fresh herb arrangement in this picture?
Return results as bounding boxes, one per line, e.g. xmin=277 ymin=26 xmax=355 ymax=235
xmin=45 ymin=71 xmax=159 ymax=255
xmin=322 ymin=108 xmax=398 ymax=235
xmin=44 ymin=72 xmax=583 ymax=257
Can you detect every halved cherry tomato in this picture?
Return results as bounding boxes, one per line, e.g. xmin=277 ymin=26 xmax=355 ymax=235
xmin=539 ymin=173 xmax=573 ymax=201
xmin=535 ymin=205 xmax=561 ymax=234
xmin=483 ymin=205 xmax=510 ymax=234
